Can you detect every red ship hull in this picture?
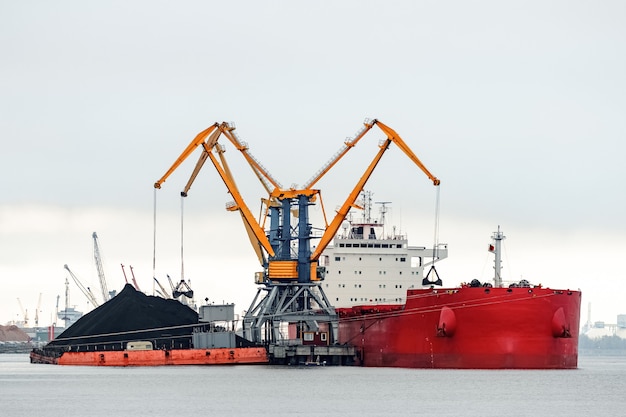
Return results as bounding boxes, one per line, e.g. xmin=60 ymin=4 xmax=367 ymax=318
xmin=337 ymin=286 xmax=581 ymax=369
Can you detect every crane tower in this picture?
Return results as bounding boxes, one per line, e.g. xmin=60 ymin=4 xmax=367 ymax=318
xmin=93 ymin=232 xmax=115 ymax=301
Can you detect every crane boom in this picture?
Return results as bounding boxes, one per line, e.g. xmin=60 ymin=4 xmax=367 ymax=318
xmin=153 ymin=277 xmax=171 ymax=298
xmin=204 ymin=146 xmax=275 ymax=258
xmin=154 ymin=123 xmax=219 ymax=189
xmin=64 ymin=264 xmax=100 ymax=307
xmin=155 ymin=122 xmax=277 ymax=259
xmin=92 ymin=232 xmax=110 ymax=302
xmin=303 ymin=119 xmax=376 ymax=189
xmin=154 ymin=119 xmax=439 ymax=283
xmin=309 ymin=119 xmax=440 ymax=259
xmin=373 ymin=120 xmax=440 ymax=185
xmin=311 ymin=137 xmax=391 ymax=260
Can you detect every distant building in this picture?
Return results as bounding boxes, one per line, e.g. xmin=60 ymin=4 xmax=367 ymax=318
xmin=583 ymin=314 xmax=626 ymax=340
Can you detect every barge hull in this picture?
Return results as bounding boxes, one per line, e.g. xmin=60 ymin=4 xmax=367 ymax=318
xmin=30 ymin=346 xmax=268 ymax=366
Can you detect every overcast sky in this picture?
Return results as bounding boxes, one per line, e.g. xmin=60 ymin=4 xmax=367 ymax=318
xmin=1 ymin=1 xmax=624 ymax=327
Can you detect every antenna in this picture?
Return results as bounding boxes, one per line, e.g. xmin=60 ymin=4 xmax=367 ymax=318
xmin=375 ymin=201 xmax=391 ymax=238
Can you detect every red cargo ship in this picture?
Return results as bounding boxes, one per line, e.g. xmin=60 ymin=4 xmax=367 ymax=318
xmin=321 ymin=207 xmax=580 ymax=369
xmin=336 ymin=286 xmax=579 ymax=369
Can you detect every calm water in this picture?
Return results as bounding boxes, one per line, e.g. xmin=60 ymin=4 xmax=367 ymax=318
xmin=1 ymin=354 xmax=625 ymax=417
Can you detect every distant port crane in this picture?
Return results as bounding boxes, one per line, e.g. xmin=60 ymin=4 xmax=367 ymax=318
xmin=64 ymin=264 xmax=100 ymax=307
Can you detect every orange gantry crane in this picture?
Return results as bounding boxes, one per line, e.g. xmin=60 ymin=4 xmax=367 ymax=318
xmin=154 ymin=119 xmax=439 ymax=344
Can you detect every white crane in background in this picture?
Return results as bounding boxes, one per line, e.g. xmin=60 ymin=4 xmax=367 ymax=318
xmin=34 ymin=293 xmax=42 ymax=327
xmin=54 ymin=294 xmax=60 ymax=327
xmin=64 ymin=264 xmax=100 ymax=307
xmin=93 ymin=232 xmax=114 ymax=302
xmin=16 ymin=298 xmax=28 ymax=327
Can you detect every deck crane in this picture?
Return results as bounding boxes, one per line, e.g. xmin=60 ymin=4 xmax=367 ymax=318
xmin=64 ymin=264 xmax=100 ymax=308
xmin=154 ymin=119 xmax=440 ymax=345
xmin=93 ymin=232 xmax=115 ymax=301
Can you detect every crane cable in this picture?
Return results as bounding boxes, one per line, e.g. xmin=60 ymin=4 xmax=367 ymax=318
xmin=180 ymin=194 xmax=185 ymax=282
xmin=432 ymin=184 xmax=441 ymax=259
xmin=152 ymin=187 xmax=157 ymax=296
xmin=152 ymin=188 xmax=187 ymax=295
xmin=424 ymin=185 xmax=442 ymax=284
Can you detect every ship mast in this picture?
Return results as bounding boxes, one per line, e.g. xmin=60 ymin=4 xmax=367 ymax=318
xmin=491 ymin=226 xmax=506 ymax=287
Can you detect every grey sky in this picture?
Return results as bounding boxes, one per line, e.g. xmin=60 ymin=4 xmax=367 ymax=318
xmin=1 ymin=1 xmax=624 ymax=326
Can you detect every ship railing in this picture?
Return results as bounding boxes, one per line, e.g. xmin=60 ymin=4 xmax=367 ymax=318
xmin=274 ymin=338 xmax=303 ymax=346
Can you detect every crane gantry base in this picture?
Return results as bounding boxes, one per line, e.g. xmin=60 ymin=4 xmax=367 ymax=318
xmin=242 ymin=282 xmax=339 ymax=346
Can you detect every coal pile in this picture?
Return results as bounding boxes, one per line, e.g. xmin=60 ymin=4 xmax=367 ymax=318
xmin=45 ymin=284 xmax=198 ymax=352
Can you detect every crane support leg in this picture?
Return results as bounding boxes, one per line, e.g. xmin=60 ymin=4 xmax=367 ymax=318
xmin=242 ymin=283 xmax=338 ymax=345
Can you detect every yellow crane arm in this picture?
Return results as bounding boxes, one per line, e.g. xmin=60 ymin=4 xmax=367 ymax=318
xmin=239 ymin=211 xmax=268 ymax=265
xmin=154 ymin=123 xmax=219 ymax=189
xmin=181 ymin=128 xmax=222 ymax=196
xmin=205 ymin=147 xmax=276 ymax=258
xmin=220 ymin=126 xmax=282 ymax=194
xmin=213 ymin=140 xmax=270 ymax=264
xmin=311 ymin=138 xmax=391 ymax=261
xmin=154 ymin=122 xmax=276 ymax=264
xmin=374 ymin=120 xmax=441 ymax=186
xmin=310 ymin=119 xmax=440 ymax=261
xmin=303 ymin=119 xmax=376 ymax=189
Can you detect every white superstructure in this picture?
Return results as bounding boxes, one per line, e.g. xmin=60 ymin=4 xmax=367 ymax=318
xmin=319 ymin=193 xmax=448 ymax=308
